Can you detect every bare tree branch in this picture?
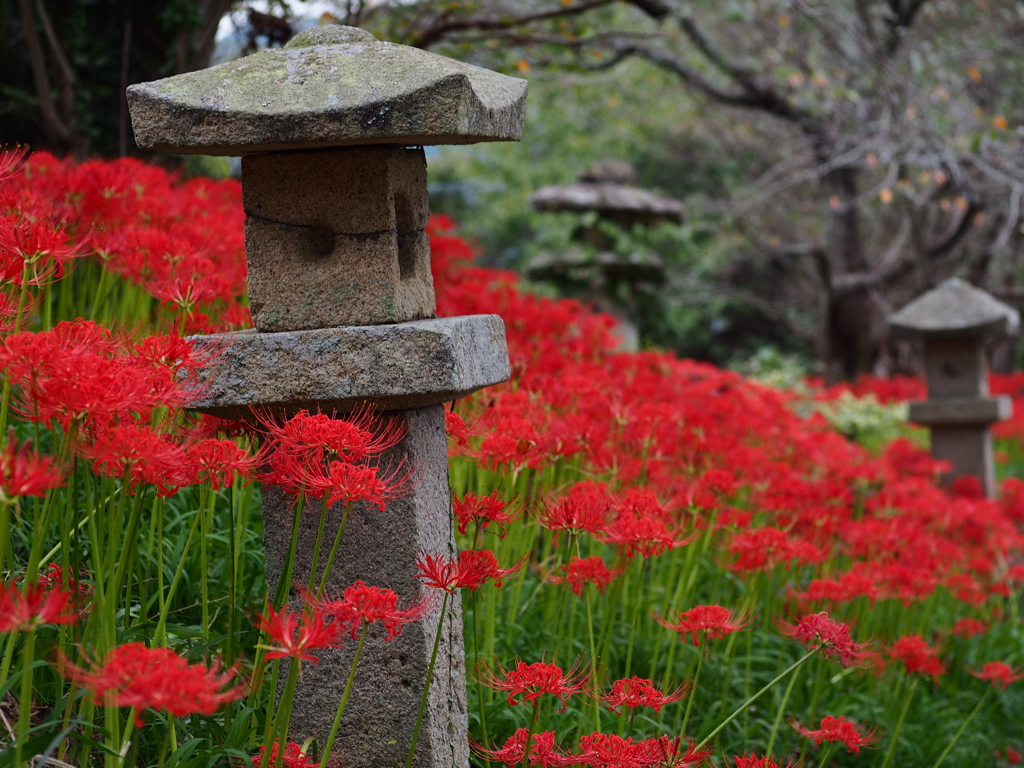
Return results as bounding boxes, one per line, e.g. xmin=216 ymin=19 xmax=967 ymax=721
xmin=408 ymin=0 xmax=614 ymax=49
xmin=15 ymin=0 xmax=74 ymax=147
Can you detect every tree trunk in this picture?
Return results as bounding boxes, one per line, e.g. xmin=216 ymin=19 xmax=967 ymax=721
xmin=820 ymin=164 xmax=877 ymax=382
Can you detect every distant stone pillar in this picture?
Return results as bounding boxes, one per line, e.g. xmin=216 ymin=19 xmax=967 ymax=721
xmin=126 ymin=24 xmax=527 ymax=767
xmin=889 ymin=278 xmax=1019 ymax=498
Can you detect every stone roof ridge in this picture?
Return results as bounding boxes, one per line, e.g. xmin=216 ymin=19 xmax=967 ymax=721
xmin=528 ymin=180 xmax=685 ymax=222
xmin=126 ymin=24 xmax=528 ymax=155
xmin=889 ymin=277 xmax=1020 ymax=338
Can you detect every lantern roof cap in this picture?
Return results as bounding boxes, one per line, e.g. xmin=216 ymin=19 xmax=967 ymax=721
xmin=889 ymin=278 xmax=1020 ymax=338
xmin=126 ymin=25 xmax=528 ymax=156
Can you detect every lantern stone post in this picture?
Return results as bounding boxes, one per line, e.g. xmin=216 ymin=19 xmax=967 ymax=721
xmin=127 ymin=25 xmax=526 ymax=768
xmin=889 ymin=278 xmax=1019 ymax=498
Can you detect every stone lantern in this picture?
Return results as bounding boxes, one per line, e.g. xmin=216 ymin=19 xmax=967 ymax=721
xmin=889 ymin=278 xmax=1019 ymax=498
xmin=127 ymin=24 xmax=526 ymax=768
xmin=527 ymin=160 xmax=684 ymax=351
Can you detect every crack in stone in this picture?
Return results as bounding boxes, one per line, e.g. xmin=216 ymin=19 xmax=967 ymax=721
xmin=244 ymin=210 xmax=426 ymax=242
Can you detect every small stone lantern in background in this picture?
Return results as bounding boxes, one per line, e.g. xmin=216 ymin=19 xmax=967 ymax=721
xmin=128 ymin=25 xmax=527 ymax=768
xmin=889 ymin=278 xmax=1019 ymax=498
xmin=527 ymin=160 xmax=684 ymax=351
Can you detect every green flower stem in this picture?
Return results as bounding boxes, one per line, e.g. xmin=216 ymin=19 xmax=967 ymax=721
xmin=698 ymin=646 xmax=819 ymax=750
xmin=307 ymin=495 xmax=331 ymax=593
xmin=546 ymin=532 xmax=575 ymax=661
xmin=680 ymin=648 xmax=703 ymax=738
xmin=405 ymin=591 xmax=450 ymax=768
xmin=153 ymin=506 xmax=202 ymax=645
xmin=119 ymin=708 xmax=138 ymax=768
xmin=261 ymin=655 xmax=302 ymax=768
xmin=320 ymin=622 xmax=369 ymax=768
xmin=623 ymin=556 xmax=648 ymax=681
xmin=317 ymin=501 xmax=354 ymax=599
xmin=15 ymin=626 xmax=36 ymax=768
xmin=584 ymin=585 xmax=601 ymax=733
xmin=470 ymin=589 xmax=490 ymax=752
xmin=816 ymin=742 xmax=835 ymax=768
xmin=930 ymin=687 xmax=992 ymax=768
xmin=765 ymin=656 xmax=802 ymax=755
xmin=275 ymin=493 xmax=306 ymax=609
xmin=881 ymin=676 xmax=919 ymax=768
xmin=199 ymin=486 xmax=211 ymax=639
xmin=520 ymin=697 xmax=544 ymax=768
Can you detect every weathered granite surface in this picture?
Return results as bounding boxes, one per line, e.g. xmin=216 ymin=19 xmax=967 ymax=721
xmin=908 ymin=396 xmax=1012 ymax=425
xmin=242 ymin=147 xmax=434 ymax=331
xmin=126 ymin=25 xmax=528 ymax=154
xmin=889 ymin=277 xmax=1020 ymax=338
xmin=185 ymin=315 xmax=511 ymax=417
xmin=263 ymin=404 xmax=468 ymax=768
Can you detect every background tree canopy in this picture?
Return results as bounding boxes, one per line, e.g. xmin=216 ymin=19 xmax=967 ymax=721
xmin=5 ymin=0 xmax=1024 ymax=378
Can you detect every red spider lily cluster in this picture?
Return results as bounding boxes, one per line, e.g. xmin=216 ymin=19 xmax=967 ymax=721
xmin=0 ymin=150 xmax=247 ymax=333
xmin=433 ymin=208 xmax=1024 ymax=647
xmin=476 ymin=730 xmax=714 ymax=768
xmin=791 ymin=715 xmax=880 ymax=754
xmin=260 ymin=580 xmax=429 ymax=661
xmin=2 ymin=149 xmax=1023 ymax=764
xmin=480 ymin=660 xmax=589 ymax=711
xmin=654 ymin=605 xmax=751 ymax=647
xmin=416 ymin=550 xmax=523 ymax=593
xmin=598 ymin=677 xmax=690 ymax=715
xmin=887 ymin=634 xmax=946 ymax=678
xmin=258 ymin=408 xmax=408 ymax=509
xmin=777 ymin=612 xmax=876 ymax=668
xmin=63 ymin=643 xmax=244 ymax=725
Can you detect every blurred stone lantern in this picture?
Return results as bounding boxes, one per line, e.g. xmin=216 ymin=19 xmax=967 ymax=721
xmin=888 ymin=278 xmax=1019 ymax=498
xmin=527 ymin=160 xmax=684 ymax=351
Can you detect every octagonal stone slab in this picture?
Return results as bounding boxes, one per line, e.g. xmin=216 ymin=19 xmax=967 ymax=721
xmin=185 ymin=315 xmax=510 ymax=417
xmin=126 ymin=25 xmax=528 ymax=155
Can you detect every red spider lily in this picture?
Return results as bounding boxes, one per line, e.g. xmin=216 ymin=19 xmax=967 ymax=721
xmin=544 ymin=555 xmax=621 ymax=596
xmin=256 ymin=604 xmax=344 ymax=664
xmin=949 ymin=618 xmax=988 ymax=638
xmin=539 ymin=483 xmax=612 ymax=542
xmin=778 ymin=612 xmax=876 ymax=668
xmin=83 ymin=423 xmax=187 ymax=496
xmin=445 ymin=409 xmax=471 ymax=447
xmin=479 ymin=660 xmax=588 ymax=712
xmin=601 ymin=513 xmax=694 ymax=559
xmin=791 ymin=715 xmax=880 ymax=754
xmin=0 ymin=321 xmax=183 ymax=431
xmin=970 ymin=661 xmax=1024 ymax=688
xmin=252 ymin=741 xmax=319 ymax=768
xmin=638 ymin=736 xmax=714 ymax=768
xmin=888 ymin=634 xmax=945 ymax=678
xmin=0 ymin=215 xmax=88 ymax=285
xmin=997 ymin=747 xmax=1023 ymax=765
xmin=0 ymin=580 xmax=79 ymax=632
xmin=315 ymin=581 xmax=428 ymax=641
xmin=0 ymin=146 xmax=29 ymax=181
xmin=183 ymin=437 xmax=257 ymax=490
xmin=304 ymin=459 xmax=408 ymax=511
xmin=36 ymin=563 xmax=93 ymax=617
xmin=261 ymin=408 xmax=405 ymax=466
xmin=655 ymin=605 xmax=752 ymax=647
xmin=416 ymin=550 xmax=522 ymax=593
xmin=453 ymin=491 xmax=516 ymax=537
xmin=731 ymin=755 xmax=797 ymax=768
xmin=474 ymin=728 xmax=577 ymax=768
xmin=63 ymin=643 xmax=244 ymax=724
xmin=577 ymin=732 xmax=658 ymax=768
xmin=728 ymin=527 xmax=824 ymax=572
xmin=599 ymin=677 xmax=691 ymax=715
xmin=0 ymin=435 xmax=64 ymax=500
